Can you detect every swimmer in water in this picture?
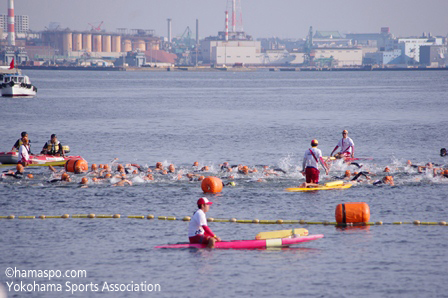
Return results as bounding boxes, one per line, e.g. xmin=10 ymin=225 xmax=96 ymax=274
xmin=373 ymin=175 xmax=394 ymax=186
xmin=441 ymin=148 xmax=447 ymax=157
xmin=112 ymin=174 xmax=133 ymax=186
xmin=2 ymin=164 xmax=25 ymax=179
xmin=48 ymin=172 xmax=71 ymax=183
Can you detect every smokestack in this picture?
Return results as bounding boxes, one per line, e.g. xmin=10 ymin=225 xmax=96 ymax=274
xmin=196 ymin=19 xmax=199 ymax=45
xmin=7 ymin=0 xmax=15 ymax=46
xmin=225 ymin=11 xmax=229 ymax=41
xmin=167 ymin=18 xmax=172 ymax=43
xmin=232 ymin=0 xmax=236 ymax=32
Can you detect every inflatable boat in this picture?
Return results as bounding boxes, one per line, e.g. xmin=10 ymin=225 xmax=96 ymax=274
xmin=0 ymin=151 xmax=83 ymax=167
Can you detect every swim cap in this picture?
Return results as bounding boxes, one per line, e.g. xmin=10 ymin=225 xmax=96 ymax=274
xmin=21 ymin=131 xmax=27 ymax=137
xmin=344 ymin=170 xmax=351 ymax=177
xmin=342 ymin=130 xmax=348 ymax=134
xmin=311 ymin=139 xmax=318 ymax=146
xmin=197 ymin=197 xmax=213 ymax=205
xmin=81 ymin=177 xmax=88 ymax=184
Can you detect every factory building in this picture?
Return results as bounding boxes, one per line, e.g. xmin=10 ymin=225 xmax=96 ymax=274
xmin=419 ymin=45 xmax=447 ymax=67
xmin=394 ymin=36 xmax=444 ymax=64
xmin=364 ymin=49 xmax=402 ymax=65
xmin=200 ymin=39 xmax=260 ymax=65
xmin=313 ymin=48 xmax=363 ymax=67
xmin=0 ymin=14 xmax=29 ymax=34
xmin=345 ymin=27 xmax=393 ymax=50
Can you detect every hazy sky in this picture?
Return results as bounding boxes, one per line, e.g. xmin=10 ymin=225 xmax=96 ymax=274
xmin=1 ymin=0 xmax=447 ymax=39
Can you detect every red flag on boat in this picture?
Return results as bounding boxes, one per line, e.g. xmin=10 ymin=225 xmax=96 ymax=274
xmin=9 ymin=58 xmax=14 ymax=69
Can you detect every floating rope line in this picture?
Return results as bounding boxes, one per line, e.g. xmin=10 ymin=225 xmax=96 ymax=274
xmin=0 ymin=215 xmax=446 ymax=226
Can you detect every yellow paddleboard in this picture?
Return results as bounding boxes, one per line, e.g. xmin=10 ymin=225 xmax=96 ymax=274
xmin=255 ymin=228 xmax=309 ymax=240
xmin=285 ymin=183 xmax=352 ymax=192
xmin=322 ymin=156 xmax=337 ymax=160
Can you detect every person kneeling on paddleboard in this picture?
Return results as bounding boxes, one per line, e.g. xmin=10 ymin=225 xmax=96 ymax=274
xmin=330 ymin=130 xmax=355 ymax=159
xmin=188 ymin=197 xmax=221 ymax=248
xmin=301 ymin=139 xmax=329 ymax=184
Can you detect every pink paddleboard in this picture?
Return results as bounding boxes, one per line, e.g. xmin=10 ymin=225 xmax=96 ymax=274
xmin=155 ymin=234 xmax=324 ymax=249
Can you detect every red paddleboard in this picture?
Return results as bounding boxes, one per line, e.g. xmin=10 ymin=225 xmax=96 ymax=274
xmin=155 ymin=234 xmax=324 ymax=249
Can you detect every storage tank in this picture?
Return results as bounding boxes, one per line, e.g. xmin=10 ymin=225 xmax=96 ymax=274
xmin=146 ymin=41 xmax=160 ymax=51
xmin=82 ymin=33 xmax=92 ymax=52
xmin=123 ymin=39 xmax=132 ymax=52
xmin=133 ymin=39 xmax=146 ymax=51
xmin=72 ymin=33 xmax=82 ymax=51
xmin=62 ymin=32 xmax=73 ymax=54
xmin=111 ymin=35 xmax=121 ymax=52
xmin=102 ymin=35 xmax=111 ymax=52
xmin=92 ymin=34 xmax=102 ymax=52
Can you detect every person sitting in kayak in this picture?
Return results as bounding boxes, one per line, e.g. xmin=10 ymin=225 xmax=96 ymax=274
xmin=12 ymin=131 xmax=33 ymax=153
xmin=41 ymin=134 xmax=65 ymax=156
xmin=188 ymin=197 xmax=221 ymax=248
xmin=301 ymin=139 xmax=329 ymax=184
xmin=330 ymin=130 xmax=354 ymax=159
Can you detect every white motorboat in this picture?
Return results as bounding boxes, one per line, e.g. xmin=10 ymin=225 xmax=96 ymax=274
xmin=1 ymin=73 xmax=37 ymax=97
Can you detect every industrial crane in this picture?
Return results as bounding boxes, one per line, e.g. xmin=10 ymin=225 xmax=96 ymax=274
xmin=88 ymin=21 xmax=104 ymax=32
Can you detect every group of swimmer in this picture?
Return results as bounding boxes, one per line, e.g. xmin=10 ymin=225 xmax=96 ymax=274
xmin=3 ymin=129 xmax=447 ymax=187
xmin=299 ymin=129 xmax=447 ymax=188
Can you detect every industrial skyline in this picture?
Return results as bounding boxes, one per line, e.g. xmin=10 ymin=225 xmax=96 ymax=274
xmin=0 ymin=0 xmax=447 ymax=39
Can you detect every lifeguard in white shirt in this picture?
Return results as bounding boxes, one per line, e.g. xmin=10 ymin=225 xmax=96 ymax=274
xmin=331 ymin=130 xmax=354 ymax=158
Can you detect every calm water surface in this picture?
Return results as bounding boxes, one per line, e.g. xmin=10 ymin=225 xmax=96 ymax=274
xmin=0 ymin=70 xmax=447 ymax=297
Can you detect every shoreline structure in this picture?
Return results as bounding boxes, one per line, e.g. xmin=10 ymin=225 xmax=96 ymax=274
xmin=14 ymin=65 xmax=448 ymax=72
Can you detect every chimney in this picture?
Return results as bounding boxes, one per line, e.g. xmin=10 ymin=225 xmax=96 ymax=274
xmin=167 ymin=18 xmax=172 ymax=43
xmin=7 ymin=0 xmax=15 ymax=46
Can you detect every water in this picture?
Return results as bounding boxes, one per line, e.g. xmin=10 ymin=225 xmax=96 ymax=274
xmin=0 ymin=70 xmax=447 ymax=297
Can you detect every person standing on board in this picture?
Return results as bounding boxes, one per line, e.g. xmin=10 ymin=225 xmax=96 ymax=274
xmin=330 ymin=130 xmax=355 ymax=159
xmin=302 ymin=139 xmax=329 ymax=184
xmin=188 ymin=197 xmax=221 ymax=249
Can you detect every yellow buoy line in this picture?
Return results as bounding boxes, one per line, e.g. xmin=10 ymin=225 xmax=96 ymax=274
xmin=0 ymin=214 xmax=446 ymax=226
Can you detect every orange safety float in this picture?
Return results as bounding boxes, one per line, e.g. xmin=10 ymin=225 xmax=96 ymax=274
xmin=335 ymin=202 xmax=370 ymax=224
xmin=201 ymin=176 xmax=223 ymax=193
xmin=65 ymin=159 xmax=88 ymax=173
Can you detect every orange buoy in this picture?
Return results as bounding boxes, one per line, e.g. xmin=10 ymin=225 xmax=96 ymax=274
xmin=335 ymin=202 xmax=370 ymax=224
xmin=201 ymin=176 xmax=223 ymax=193
xmin=27 ymin=174 xmax=34 ymax=179
xmin=65 ymin=159 xmax=88 ymax=173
